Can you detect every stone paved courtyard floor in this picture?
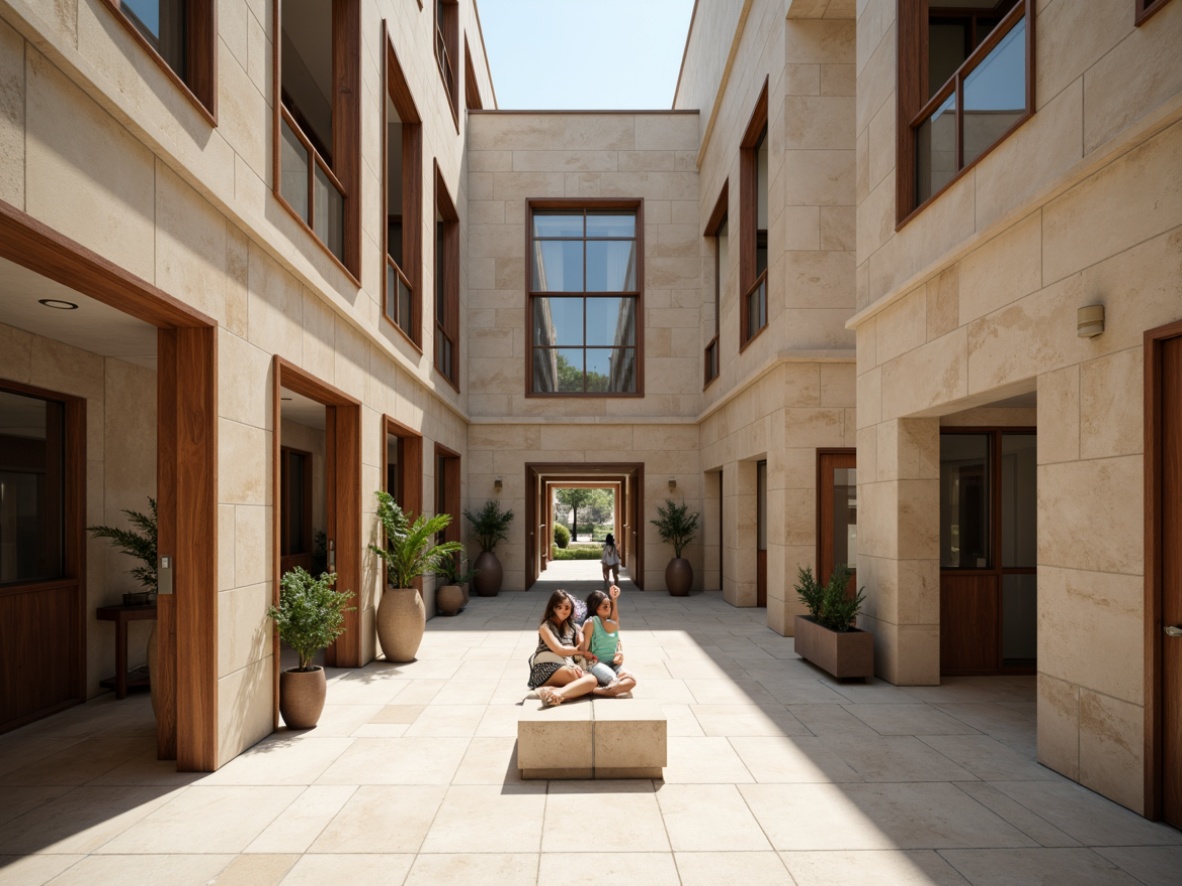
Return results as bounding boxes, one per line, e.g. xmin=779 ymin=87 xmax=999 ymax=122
xmin=1 ymin=562 xmax=1180 ymax=884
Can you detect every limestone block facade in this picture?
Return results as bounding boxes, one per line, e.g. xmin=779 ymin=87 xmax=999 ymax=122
xmin=0 ymin=0 xmax=1178 ymax=827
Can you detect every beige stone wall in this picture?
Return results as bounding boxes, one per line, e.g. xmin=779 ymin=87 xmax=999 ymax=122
xmin=0 ymin=325 xmax=156 ymax=699
xmin=853 ymin=0 xmax=1182 ymax=812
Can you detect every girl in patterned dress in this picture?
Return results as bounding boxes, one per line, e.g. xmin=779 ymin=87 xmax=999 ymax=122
xmin=527 ymin=590 xmax=598 ymax=707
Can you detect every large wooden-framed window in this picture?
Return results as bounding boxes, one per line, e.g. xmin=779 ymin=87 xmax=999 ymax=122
xmin=704 ymin=184 xmax=728 ymax=388
xmin=383 ymin=27 xmax=423 ymax=348
xmin=435 ymin=444 xmax=461 ymax=548
xmin=464 ymin=37 xmax=484 ymax=111
xmin=740 ymin=81 xmax=768 ymax=350
xmin=434 ymin=164 xmax=460 ymax=389
xmin=273 ymin=0 xmax=361 ymax=278
xmin=435 ymin=0 xmax=460 ymax=131
xmin=99 ymin=0 xmax=216 ymax=122
xmin=526 ymin=200 xmax=643 ymax=397
xmin=1136 ymin=0 xmax=1174 ymax=25
xmin=897 ymin=0 xmax=1034 ymax=225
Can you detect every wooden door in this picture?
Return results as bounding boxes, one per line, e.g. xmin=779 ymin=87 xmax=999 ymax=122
xmin=818 ymin=449 xmax=857 ymax=587
xmin=1161 ymin=334 xmax=1181 ymax=827
xmin=525 ymin=467 xmax=539 ymax=589
xmin=756 ymin=460 xmax=767 ymax=607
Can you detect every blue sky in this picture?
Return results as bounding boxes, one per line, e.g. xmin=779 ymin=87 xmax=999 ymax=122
xmin=476 ymin=0 xmax=697 ymax=110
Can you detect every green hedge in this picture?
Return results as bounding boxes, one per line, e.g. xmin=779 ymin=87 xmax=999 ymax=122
xmin=550 ymin=547 xmax=604 ymax=561
xmin=553 ymin=523 xmax=571 ymax=548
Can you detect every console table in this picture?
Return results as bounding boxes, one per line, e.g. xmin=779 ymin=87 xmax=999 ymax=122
xmin=96 ymin=603 xmax=157 ymax=699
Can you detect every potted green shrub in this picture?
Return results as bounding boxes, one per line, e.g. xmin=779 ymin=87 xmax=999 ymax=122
xmin=463 ymin=499 xmax=514 ymax=596
xmin=435 ymin=556 xmax=476 ymax=616
xmin=268 ymin=567 xmax=354 ymax=728
xmin=793 ymin=566 xmax=873 ymax=680
xmin=651 ymin=499 xmax=699 ymax=596
xmin=370 ymin=491 xmax=462 ymax=660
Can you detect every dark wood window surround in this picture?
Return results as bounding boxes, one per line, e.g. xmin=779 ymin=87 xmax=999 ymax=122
xmin=383 ymin=25 xmax=424 ymax=350
xmin=384 ymin=417 xmax=423 ymax=519
xmin=896 ymin=0 xmax=1035 ymax=228
xmin=435 ymin=0 xmax=461 ymax=132
xmin=464 ymin=36 xmax=484 ymax=111
xmin=434 ymin=163 xmax=460 ymax=390
xmin=1137 ymin=0 xmax=1174 ymax=25
xmin=739 ymin=80 xmax=768 ymax=352
xmin=272 ymin=0 xmax=362 ymax=283
xmin=525 ymin=199 xmax=645 ymax=398
xmin=98 ymin=0 xmax=217 ymax=124
xmin=704 ymin=183 xmax=728 ymax=389
xmin=435 ymin=443 xmax=461 ymax=549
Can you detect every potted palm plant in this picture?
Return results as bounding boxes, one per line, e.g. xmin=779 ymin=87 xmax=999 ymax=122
xmin=651 ymin=499 xmax=699 ymax=596
xmin=793 ymin=566 xmax=873 ymax=680
xmin=370 ymin=491 xmax=462 ymax=661
xmin=463 ymin=499 xmax=514 ymax=596
xmin=435 ymin=556 xmax=476 ymax=616
xmin=268 ymin=567 xmax=354 ymax=728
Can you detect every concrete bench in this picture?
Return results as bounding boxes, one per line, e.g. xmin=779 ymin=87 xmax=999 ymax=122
xmin=517 ymin=699 xmax=666 ymax=779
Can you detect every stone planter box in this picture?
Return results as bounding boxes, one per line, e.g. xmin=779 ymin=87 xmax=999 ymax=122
xmin=794 ymin=615 xmax=874 ymax=681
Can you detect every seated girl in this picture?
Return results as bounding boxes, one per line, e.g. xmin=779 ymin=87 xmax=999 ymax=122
xmin=580 ymin=585 xmax=637 ymax=697
xmin=528 ymin=590 xmax=598 ymax=707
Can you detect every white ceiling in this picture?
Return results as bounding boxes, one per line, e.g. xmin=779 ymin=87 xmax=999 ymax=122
xmin=281 ymin=387 xmax=327 ymax=431
xmin=0 ymin=256 xmax=158 ymax=368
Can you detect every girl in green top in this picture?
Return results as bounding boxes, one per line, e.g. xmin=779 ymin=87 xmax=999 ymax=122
xmin=580 ymin=585 xmax=637 ymax=697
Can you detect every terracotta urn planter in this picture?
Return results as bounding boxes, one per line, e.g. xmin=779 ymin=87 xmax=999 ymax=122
xmin=436 ymin=583 xmax=464 ymax=616
xmin=665 ymin=557 xmax=693 ymax=596
xmin=377 ymin=586 xmax=426 ymax=662
xmin=472 ymin=550 xmax=503 ymax=596
xmin=793 ymin=615 xmax=874 ymax=680
xmin=279 ymin=666 xmax=327 ymax=729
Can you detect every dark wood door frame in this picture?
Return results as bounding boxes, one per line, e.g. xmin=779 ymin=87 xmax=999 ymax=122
xmin=1145 ymin=318 xmax=1182 ymax=824
xmin=272 ymin=358 xmax=362 ymax=705
xmin=524 ymin=463 xmax=644 ymax=591
xmin=756 ymin=459 xmax=767 ymax=607
xmin=0 ymin=201 xmax=218 ymax=771
xmin=383 ymin=416 xmax=424 ymax=518
xmin=817 ymin=448 xmax=857 ymax=588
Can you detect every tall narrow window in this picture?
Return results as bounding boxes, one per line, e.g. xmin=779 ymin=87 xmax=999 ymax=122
xmin=435 ymin=445 xmax=460 ymax=547
xmin=435 ymin=166 xmax=460 ymax=388
xmin=527 ymin=200 xmax=643 ymax=396
xmin=275 ymin=0 xmax=361 ymax=274
xmin=435 ymin=0 xmax=460 ymax=129
xmin=384 ymin=30 xmax=423 ymax=346
xmin=704 ymin=184 xmax=728 ymax=388
xmin=897 ymin=0 xmax=1034 ymax=222
xmin=100 ymin=0 xmax=216 ymax=118
xmin=464 ymin=37 xmax=484 ymax=111
xmin=740 ymin=82 xmax=768 ymax=348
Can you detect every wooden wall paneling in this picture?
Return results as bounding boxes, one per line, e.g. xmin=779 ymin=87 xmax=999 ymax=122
xmin=332 ymin=404 xmax=362 ymax=667
xmin=174 ymin=326 xmax=217 ymax=771
xmin=940 ymin=573 xmax=999 ymax=674
xmin=0 ymin=582 xmax=81 ymax=733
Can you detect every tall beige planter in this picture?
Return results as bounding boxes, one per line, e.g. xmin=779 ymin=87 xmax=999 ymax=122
xmin=279 ymin=667 xmax=327 ymax=729
xmin=377 ymin=586 xmax=425 ymax=662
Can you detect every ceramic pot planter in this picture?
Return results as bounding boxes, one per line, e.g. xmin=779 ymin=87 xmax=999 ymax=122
xmin=279 ymin=666 xmax=327 ymax=728
xmin=665 ymin=557 xmax=693 ymax=596
xmin=793 ymin=615 xmax=874 ymax=680
xmin=377 ymin=586 xmax=426 ymax=662
xmin=472 ymin=551 xmax=503 ymax=596
xmin=436 ymin=583 xmax=464 ymax=616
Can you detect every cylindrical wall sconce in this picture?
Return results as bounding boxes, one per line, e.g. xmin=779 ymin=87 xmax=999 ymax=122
xmin=494 ymin=476 xmax=503 ymax=491
xmin=1077 ymin=304 xmax=1105 ymax=338
xmin=668 ymin=477 xmax=677 ymax=491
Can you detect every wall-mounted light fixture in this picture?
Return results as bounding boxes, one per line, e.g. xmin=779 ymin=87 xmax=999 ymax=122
xmin=1077 ymin=304 xmax=1105 ymax=338
xmin=494 ymin=476 xmax=503 ymax=491
xmin=668 ymin=477 xmax=677 ymax=491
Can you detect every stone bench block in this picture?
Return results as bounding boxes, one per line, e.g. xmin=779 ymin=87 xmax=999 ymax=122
xmin=517 ymin=698 xmax=665 ymax=779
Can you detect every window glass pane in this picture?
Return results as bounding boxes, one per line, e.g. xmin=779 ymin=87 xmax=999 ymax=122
xmin=585 ymin=298 xmax=634 ymax=347
xmin=123 ymin=0 xmax=187 ymax=74
xmin=586 ymin=241 xmax=637 ymax=291
xmin=281 ymin=0 xmax=333 ymax=159
xmin=832 ymin=467 xmax=858 ymax=572
xmin=397 ymin=277 xmax=413 ymax=337
xmin=385 ymin=262 xmax=397 ymax=325
xmin=533 ymin=297 xmax=583 ymax=347
xmin=746 ymin=277 xmax=767 ymax=339
xmin=532 ymin=240 xmax=583 ymax=291
xmin=533 ymin=349 xmax=559 ymax=393
xmin=940 ymin=434 xmax=990 ymax=568
xmin=532 ymin=214 xmax=583 ymax=238
xmin=280 ymin=119 xmax=309 ymax=221
xmin=585 ymin=349 xmax=612 ymax=392
xmin=928 ymin=21 xmax=967 ymax=96
xmin=963 ymin=18 xmax=1026 ymax=169
xmin=610 ymin=348 xmax=637 ymax=393
xmin=585 ymin=213 xmax=635 ymax=238
xmin=1001 ymin=573 xmax=1037 ymax=666
xmin=555 ymin=349 xmax=584 ymax=393
xmin=1001 ymin=433 xmax=1036 ymax=568
xmin=313 ymin=164 xmax=345 ymax=260
xmin=916 ymin=91 xmax=957 ymax=205
xmin=0 ymin=392 xmax=64 ymax=585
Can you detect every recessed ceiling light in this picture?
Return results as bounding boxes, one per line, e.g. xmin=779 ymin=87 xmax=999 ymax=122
xmin=38 ymin=298 xmax=79 ymax=310
xmin=281 ymin=397 xmax=293 ymax=401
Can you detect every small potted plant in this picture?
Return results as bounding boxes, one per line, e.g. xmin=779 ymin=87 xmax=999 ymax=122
xmin=463 ymin=499 xmax=514 ymax=596
xmin=370 ymin=491 xmax=462 ymax=661
xmin=267 ymin=567 xmax=354 ymax=728
xmin=435 ymin=556 xmax=476 ymax=616
xmin=651 ymin=499 xmax=699 ymax=596
xmin=793 ymin=566 xmax=873 ymax=680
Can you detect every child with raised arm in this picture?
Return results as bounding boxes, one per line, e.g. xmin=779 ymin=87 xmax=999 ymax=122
xmin=581 ymin=585 xmax=637 ymax=697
